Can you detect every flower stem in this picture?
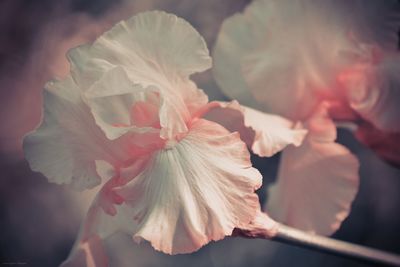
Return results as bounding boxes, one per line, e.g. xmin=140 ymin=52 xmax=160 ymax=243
xmin=235 ymin=212 xmax=400 ymax=266
xmin=274 ymin=223 xmax=400 ymax=266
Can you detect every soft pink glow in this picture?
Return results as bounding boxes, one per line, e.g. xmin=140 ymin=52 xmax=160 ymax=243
xmin=22 ymin=10 xmax=301 ymax=265
xmin=130 ymin=101 xmax=161 ymax=128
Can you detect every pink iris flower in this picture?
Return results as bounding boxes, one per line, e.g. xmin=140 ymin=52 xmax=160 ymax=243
xmin=214 ymin=0 xmax=400 ymax=168
xmin=212 ymin=0 xmax=379 ymax=235
xmin=23 ymin=11 xmax=305 ymax=266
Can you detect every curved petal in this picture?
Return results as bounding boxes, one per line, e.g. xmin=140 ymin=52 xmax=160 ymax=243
xmin=340 ymin=55 xmax=400 ymax=132
xmin=213 ymin=0 xmax=362 ymax=120
xmin=60 ymin=235 xmax=108 ymax=267
xmin=265 ymin=103 xmax=359 ymax=235
xmin=60 ymin=159 xmax=151 ymax=267
xmin=115 ymin=119 xmax=262 ymax=254
xmin=23 ymin=77 xmax=130 ymax=190
xmin=212 ymin=12 xmax=261 ymax=110
xmin=68 ymin=11 xmax=212 ymax=140
xmin=69 ymin=11 xmax=211 ymax=89
xmin=203 ymin=101 xmax=307 ymax=157
xmin=84 ymin=66 xmax=162 ymax=142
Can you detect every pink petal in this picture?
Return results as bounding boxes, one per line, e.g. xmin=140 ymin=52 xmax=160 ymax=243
xmin=60 ymin=235 xmax=108 ymax=267
xmin=265 ymin=103 xmax=359 ymax=235
xmin=213 ymin=0 xmax=363 ymax=120
xmin=68 ymin=11 xmax=212 ymax=141
xmin=203 ymin=101 xmax=307 ymax=157
xmin=339 ymin=54 xmax=400 ymax=132
xmin=115 ymin=119 xmax=262 ymax=254
xmin=23 ymin=77 xmax=131 ymax=190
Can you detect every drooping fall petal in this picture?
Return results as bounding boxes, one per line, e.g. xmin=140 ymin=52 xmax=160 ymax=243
xmin=115 ymin=119 xmax=262 ymax=254
xmin=266 ymin=103 xmax=359 ymax=235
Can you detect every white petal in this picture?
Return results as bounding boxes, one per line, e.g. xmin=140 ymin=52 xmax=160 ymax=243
xmin=212 ymin=12 xmax=261 ymax=109
xmin=344 ymin=55 xmax=400 ymax=132
xmin=348 ymin=0 xmax=400 ymax=51
xmin=214 ymin=0 xmax=396 ymax=119
xmin=116 ymin=119 xmax=262 ymax=254
xmin=23 ymin=77 xmax=129 ymax=190
xmin=60 ymin=235 xmax=108 ymax=267
xmin=68 ymin=11 xmax=211 ymax=140
xmin=265 ymin=103 xmax=360 ymax=235
xmin=204 ymin=101 xmax=307 ymax=157
xmin=69 ymin=11 xmax=211 ymax=89
xmin=84 ymin=66 xmax=161 ymax=140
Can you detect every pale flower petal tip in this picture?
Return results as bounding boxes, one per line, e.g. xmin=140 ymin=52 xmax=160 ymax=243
xmin=265 ymin=103 xmax=360 ymax=236
xmin=60 ymin=235 xmax=108 ymax=267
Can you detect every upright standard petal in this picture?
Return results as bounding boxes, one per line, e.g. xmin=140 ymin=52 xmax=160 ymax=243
xmin=68 ymin=11 xmax=212 ymax=140
xmin=23 ymin=77 xmax=129 ymax=190
xmin=265 ymin=103 xmax=360 ymax=235
xmin=213 ymin=0 xmax=361 ymax=119
xmin=116 ymin=119 xmax=262 ymax=254
xmin=213 ymin=0 xmax=400 ymax=120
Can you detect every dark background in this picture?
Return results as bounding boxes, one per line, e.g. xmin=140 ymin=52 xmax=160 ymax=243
xmin=0 ymin=0 xmax=399 ymax=266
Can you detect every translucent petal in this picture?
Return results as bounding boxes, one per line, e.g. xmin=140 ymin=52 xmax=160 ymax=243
xmin=265 ymin=103 xmax=359 ymax=235
xmin=60 ymin=235 xmax=108 ymax=267
xmin=23 ymin=77 xmax=130 ymax=190
xmin=342 ymin=55 xmax=400 ymax=132
xmin=68 ymin=11 xmax=211 ymax=140
xmin=214 ymin=0 xmax=359 ymax=119
xmin=214 ymin=0 xmax=399 ymax=119
xmin=84 ymin=66 xmax=162 ymax=142
xmin=116 ymin=119 xmax=262 ymax=254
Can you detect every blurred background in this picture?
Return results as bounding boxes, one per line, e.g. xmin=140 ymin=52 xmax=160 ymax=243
xmin=0 ymin=0 xmax=399 ymax=266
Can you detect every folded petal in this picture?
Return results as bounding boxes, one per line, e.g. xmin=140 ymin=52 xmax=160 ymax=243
xmin=203 ymin=101 xmax=307 ymax=157
xmin=84 ymin=66 xmax=164 ymax=143
xmin=341 ymin=55 xmax=400 ymax=132
xmin=23 ymin=77 xmax=130 ymax=190
xmin=68 ymin=11 xmax=212 ymax=140
xmin=265 ymin=103 xmax=359 ymax=235
xmin=116 ymin=119 xmax=262 ymax=254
